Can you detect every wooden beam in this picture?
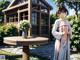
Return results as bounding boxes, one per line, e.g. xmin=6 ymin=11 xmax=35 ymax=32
xmin=32 ymin=9 xmax=49 ymax=14
xmin=3 ymin=2 xmax=28 ymax=12
xmin=48 ymin=8 xmax=50 ymax=38
xmin=23 ymin=13 xmax=25 ymax=20
xmin=39 ymin=5 xmax=41 ymax=36
xmin=18 ymin=10 xmax=20 ymax=22
xmin=28 ymin=0 xmax=32 ymax=37
xmin=14 ymin=16 xmax=17 ymax=22
xmin=17 ymin=8 xmax=28 ymax=13
xmin=4 ymin=13 xmax=7 ymax=23
xmin=32 ymin=3 xmax=48 ymax=10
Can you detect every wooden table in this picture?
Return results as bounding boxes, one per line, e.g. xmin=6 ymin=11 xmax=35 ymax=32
xmin=4 ymin=36 xmax=49 ymax=60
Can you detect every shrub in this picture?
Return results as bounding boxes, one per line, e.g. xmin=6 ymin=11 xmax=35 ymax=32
xmin=67 ymin=16 xmax=80 ymax=51
xmin=0 ymin=25 xmax=5 ymax=45
xmin=0 ymin=23 xmax=18 ymax=45
xmin=0 ymin=26 xmax=5 ymax=41
xmin=3 ymin=23 xmax=18 ymax=36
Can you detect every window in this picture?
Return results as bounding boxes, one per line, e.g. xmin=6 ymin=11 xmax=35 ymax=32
xmin=8 ymin=14 xmax=18 ymax=22
xmin=32 ymin=12 xmax=37 ymax=25
xmin=41 ymin=14 xmax=49 ymax=26
xmin=32 ymin=0 xmax=38 ymax=4
xmin=9 ymin=17 xmax=14 ymax=22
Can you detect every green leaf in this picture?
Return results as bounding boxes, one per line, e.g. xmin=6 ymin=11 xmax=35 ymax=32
xmin=51 ymin=0 xmax=57 ymax=2
xmin=60 ymin=0 xmax=64 ymax=2
xmin=52 ymin=0 xmax=65 ymax=2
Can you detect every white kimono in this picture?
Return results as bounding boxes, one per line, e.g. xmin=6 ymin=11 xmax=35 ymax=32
xmin=52 ymin=19 xmax=72 ymax=60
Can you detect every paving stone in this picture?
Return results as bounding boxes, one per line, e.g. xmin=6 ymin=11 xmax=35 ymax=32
xmin=0 ymin=41 xmax=80 ymax=60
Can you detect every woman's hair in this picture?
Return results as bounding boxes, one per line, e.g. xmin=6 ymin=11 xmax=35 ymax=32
xmin=56 ymin=6 xmax=68 ymax=16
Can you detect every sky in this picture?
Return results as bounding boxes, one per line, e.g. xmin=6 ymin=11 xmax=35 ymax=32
xmin=0 ymin=0 xmax=75 ymax=15
xmin=47 ymin=0 xmax=58 ymax=14
xmin=46 ymin=0 xmax=75 ymax=15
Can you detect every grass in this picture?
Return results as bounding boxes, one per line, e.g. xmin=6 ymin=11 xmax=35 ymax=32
xmin=0 ymin=50 xmax=21 ymax=60
xmin=0 ymin=50 xmax=16 ymax=56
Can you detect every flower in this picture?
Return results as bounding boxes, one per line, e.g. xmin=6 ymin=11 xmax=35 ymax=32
xmin=18 ymin=20 xmax=31 ymax=30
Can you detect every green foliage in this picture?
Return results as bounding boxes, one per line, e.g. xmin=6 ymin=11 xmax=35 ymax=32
xmin=52 ymin=0 xmax=80 ymax=16
xmin=0 ymin=0 xmax=10 ymax=23
xmin=18 ymin=20 xmax=30 ymax=30
xmin=0 ymin=0 xmax=10 ymax=9
xmin=50 ymin=14 xmax=58 ymax=41
xmin=67 ymin=16 xmax=80 ymax=51
xmin=3 ymin=23 xmax=18 ymax=36
xmin=52 ymin=0 xmax=64 ymax=2
xmin=0 ymin=26 xmax=5 ymax=38
xmin=50 ymin=14 xmax=58 ymax=25
xmin=0 ymin=23 xmax=18 ymax=44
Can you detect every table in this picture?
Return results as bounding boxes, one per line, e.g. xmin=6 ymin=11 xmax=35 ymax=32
xmin=4 ymin=36 xmax=49 ymax=60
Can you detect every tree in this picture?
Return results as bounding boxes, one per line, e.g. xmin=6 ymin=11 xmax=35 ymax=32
xmin=0 ymin=0 xmax=10 ymax=23
xmin=66 ymin=2 xmax=80 ymax=17
xmin=52 ymin=0 xmax=80 ymax=17
xmin=50 ymin=14 xmax=58 ymax=25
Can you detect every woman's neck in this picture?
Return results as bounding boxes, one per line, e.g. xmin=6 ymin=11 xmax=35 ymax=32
xmin=60 ymin=18 xmax=65 ymax=20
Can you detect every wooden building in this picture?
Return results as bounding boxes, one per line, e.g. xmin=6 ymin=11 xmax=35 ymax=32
xmin=3 ymin=0 xmax=52 ymax=37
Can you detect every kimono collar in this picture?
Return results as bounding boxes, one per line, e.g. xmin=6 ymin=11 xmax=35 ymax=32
xmin=59 ymin=18 xmax=66 ymax=22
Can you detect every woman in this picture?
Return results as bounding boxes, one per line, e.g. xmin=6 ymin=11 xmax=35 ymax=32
xmin=52 ymin=6 xmax=72 ymax=60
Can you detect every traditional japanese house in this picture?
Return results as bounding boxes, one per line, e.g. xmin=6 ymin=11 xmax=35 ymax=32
xmin=3 ymin=0 xmax=52 ymax=37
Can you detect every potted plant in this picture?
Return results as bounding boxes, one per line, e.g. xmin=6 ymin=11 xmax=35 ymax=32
xmin=18 ymin=20 xmax=31 ymax=38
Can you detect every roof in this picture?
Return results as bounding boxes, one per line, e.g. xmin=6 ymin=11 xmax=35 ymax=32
xmin=2 ymin=2 xmax=28 ymax=12
xmin=7 ymin=0 xmax=15 ymax=9
xmin=41 ymin=0 xmax=53 ymax=10
xmin=3 ymin=0 xmax=53 ymax=12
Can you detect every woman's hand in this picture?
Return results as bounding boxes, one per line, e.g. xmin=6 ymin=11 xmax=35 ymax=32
xmin=62 ymin=26 xmax=68 ymax=34
xmin=62 ymin=26 xmax=68 ymax=40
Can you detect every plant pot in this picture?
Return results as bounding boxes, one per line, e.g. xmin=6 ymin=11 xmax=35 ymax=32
xmin=22 ymin=29 xmax=28 ymax=38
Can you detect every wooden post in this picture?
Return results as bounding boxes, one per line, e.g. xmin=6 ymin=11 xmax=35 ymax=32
xmin=18 ymin=10 xmax=20 ymax=22
xmin=17 ymin=10 xmax=20 ymax=36
xmin=48 ymin=8 xmax=50 ymax=38
xmin=23 ymin=13 xmax=25 ymax=20
xmin=28 ymin=0 xmax=32 ymax=37
xmin=4 ymin=13 xmax=7 ymax=23
xmin=39 ymin=5 xmax=41 ymax=36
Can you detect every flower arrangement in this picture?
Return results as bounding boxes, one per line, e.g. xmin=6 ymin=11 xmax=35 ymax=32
xmin=18 ymin=20 xmax=31 ymax=38
xmin=18 ymin=20 xmax=30 ymax=30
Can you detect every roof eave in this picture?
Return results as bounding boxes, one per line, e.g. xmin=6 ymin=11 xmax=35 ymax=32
xmin=2 ymin=2 xmax=28 ymax=12
xmin=41 ymin=0 xmax=53 ymax=10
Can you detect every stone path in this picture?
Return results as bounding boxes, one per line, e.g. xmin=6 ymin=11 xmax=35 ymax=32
xmin=0 ymin=41 xmax=80 ymax=60
xmin=70 ymin=54 xmax=80 ymax=60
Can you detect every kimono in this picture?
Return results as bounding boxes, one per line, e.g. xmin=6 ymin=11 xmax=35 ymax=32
xmin=52 ymin=19 xmax=72 ymax=60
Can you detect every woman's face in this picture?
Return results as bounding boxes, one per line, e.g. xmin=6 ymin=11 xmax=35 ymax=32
xmin=59 ymin=12 xmax=67 ymax=19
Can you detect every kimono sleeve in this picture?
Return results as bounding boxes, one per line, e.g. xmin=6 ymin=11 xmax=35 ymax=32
xmin=52 ymin=20 xmax=63 ymax=40
xmin=68 ymin=22 xmax=72 ymax=39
